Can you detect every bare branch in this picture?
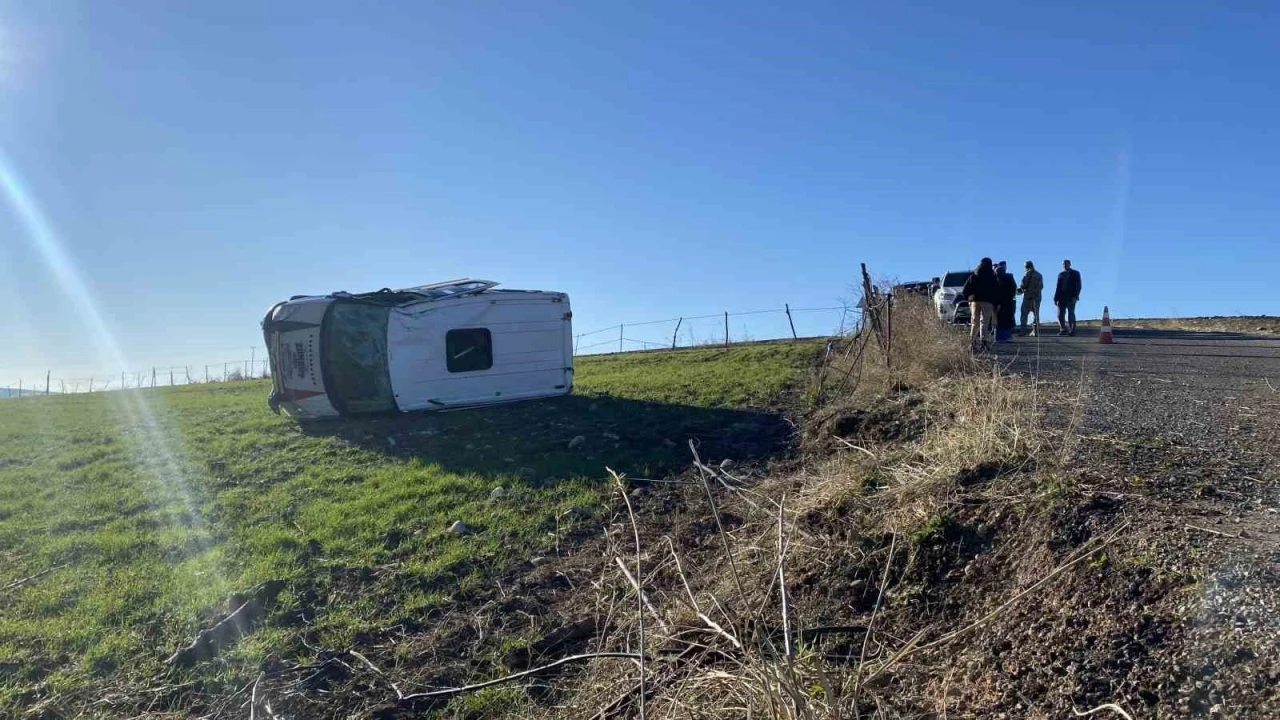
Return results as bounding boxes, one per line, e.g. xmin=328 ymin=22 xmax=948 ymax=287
xmin=1073 ymin=703 xmax=1136 ymax=720
xmin=834 ymin=436 xmax=877 ymax=458
xmin=1186 ymin=524 xmax=1241 ymax=539
xmin=398 ymin=653 xmax=643 ymax=701
xmin=853 ymin=531 xmax=896 ymax=715
xmin=2 ymin=563 xmax=68 ymax=593
xmin=348 ymin=649 xmax=402 ymax=700
xmin=609 ymin=468 xmax=647 ymax=720
xmin=613 ymin=557 xmax=670 ymax=635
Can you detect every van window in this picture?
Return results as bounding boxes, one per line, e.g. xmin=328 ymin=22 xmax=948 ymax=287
xmin=324 ymin=303 xmax=396 ymax=414
xmin=446 ymin=328 xmax=493 ymax=373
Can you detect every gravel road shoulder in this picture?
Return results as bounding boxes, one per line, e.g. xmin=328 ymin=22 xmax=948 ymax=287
xmin=1000 ymin=327 xmax=1280 ymax=717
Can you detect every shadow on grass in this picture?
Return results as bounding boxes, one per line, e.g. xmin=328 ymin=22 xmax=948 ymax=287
xmin=296 ymin=393 xmax=792 ymax=484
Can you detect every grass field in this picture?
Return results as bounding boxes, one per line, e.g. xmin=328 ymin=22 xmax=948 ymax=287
xmin=0 ymin=340 xmax=822 ymax=716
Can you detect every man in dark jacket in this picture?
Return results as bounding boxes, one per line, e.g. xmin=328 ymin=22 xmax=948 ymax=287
xmin=994 ymin=261 xmax=1018 ymax=343
xmin=1054 ymin=259 xmax=1082 ymax=336
xmin=961 ymin=257 xmax=999 ymax=351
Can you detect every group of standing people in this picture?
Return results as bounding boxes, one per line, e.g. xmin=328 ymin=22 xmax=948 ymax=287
xmin=960 ymin=258 xmax=1082 ymax=351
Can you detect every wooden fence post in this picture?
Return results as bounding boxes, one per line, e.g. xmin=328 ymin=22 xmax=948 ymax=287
xmin=88 ymin=377 xmax=93 ymax=393
xmin=785 ymin=304 xmax=797 ymax=339
xmin=885 ymin=295 xmax=893 ymax=368
xmin=724 ymin=312 xmax=729 ymax=346
xmin=672 ymin=318 xmax=683 ymax=349
xmin=861 ymin=263 xmax=887 ymax=354
xmin=152 ymin=367 xmax=156 ymax=388
xmin=619 ymin=325 xmax=624 ymax=353
xmin=46 ymin=371 xmax=51 ymax=396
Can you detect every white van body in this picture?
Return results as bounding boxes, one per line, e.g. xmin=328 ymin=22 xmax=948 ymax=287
xmin=263 ymin=280 xmax=573 ymax=419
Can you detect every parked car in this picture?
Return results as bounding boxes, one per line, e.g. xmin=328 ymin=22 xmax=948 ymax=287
xmin=262 ymin=279 xmax=573 ymax=419
xmin=933 ymin=270 xmax=973 ymax=324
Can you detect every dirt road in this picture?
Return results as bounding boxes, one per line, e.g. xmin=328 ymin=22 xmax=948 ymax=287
xmin=1002 ymin=327 xmax=1280 ymax=716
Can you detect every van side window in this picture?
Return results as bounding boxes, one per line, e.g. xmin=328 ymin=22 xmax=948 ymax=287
xmin=446 ymin=328 xmax=493 ymax=372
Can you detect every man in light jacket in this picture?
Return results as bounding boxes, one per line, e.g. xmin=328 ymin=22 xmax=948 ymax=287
xmin=1054 ymin=259 xmax=1082 ymax=336
xmin=1018 ymin=261 xmax=1044 ymax=336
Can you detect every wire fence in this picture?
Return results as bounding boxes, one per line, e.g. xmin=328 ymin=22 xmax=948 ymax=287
xmin=2 ymin=358 xmax=271 ymax=398
xmin=1 ymin=304 xmax=854 ymax=398
xmin=573 ymin=304 xmax=853 ymax=354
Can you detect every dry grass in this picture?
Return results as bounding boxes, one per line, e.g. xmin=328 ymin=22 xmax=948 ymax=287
xmin=537 ymin=296 xmax=1053 ymax=718
xmin=804 ymin=367 xmax=1039 ymax=534
xmin=881 ymin=296 xmax=982 ymax=386
xmin=1078 ymin=315 xmax=1280 ymax=335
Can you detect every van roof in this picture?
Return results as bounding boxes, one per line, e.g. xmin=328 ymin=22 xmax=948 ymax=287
xmin=297 ymin=279 xmax=563 ymax=308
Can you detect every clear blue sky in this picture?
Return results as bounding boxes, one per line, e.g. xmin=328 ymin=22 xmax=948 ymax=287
xmin=1 ymin=1 xmax=1276 ymax=383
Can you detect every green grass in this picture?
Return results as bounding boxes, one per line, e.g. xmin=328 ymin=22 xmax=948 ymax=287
xmin=577 ymin=340 xmax=823 ymax=408
xmin=0 ymin=340 xmax=821 ymax=716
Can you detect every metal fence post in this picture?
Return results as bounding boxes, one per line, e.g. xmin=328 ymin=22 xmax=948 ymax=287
xmin=785 ymin=304 xmax=797 ymax=339
xmin=619 ymin=325 xmax=624 ymax=353
xmin=724 ymin=312 xmax=729 ymax=346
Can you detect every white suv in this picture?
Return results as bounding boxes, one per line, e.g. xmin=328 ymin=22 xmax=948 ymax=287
xmin=933 ymin=271 xmax=972 ymax=324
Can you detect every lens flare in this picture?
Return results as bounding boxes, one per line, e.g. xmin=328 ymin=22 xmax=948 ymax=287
xmin=0 ymin=145 xmax=209 ymax=539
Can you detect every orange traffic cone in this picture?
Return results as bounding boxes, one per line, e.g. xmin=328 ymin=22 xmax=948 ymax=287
xmin=1098 ymin=306 xmax=1114 ymax=344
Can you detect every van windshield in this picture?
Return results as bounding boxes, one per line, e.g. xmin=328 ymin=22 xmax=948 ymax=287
xmin=323 ymin=303 xmax=397 ymax=414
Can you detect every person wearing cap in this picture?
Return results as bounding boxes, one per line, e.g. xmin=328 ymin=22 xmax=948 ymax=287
xmin=1054 ymin=259 xmax=1083 ymax=336
xmin=1018 ymin=261 xmax=1044 ymax=336
xmin=961 ymin=257 xmax=999 ymax=351
xmin=993 ymin=261 xmax=1018 ymax=343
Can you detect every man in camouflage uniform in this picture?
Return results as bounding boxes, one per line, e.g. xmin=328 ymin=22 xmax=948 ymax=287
xmin=1018 ymin=261 xmax=1044 ymax=337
